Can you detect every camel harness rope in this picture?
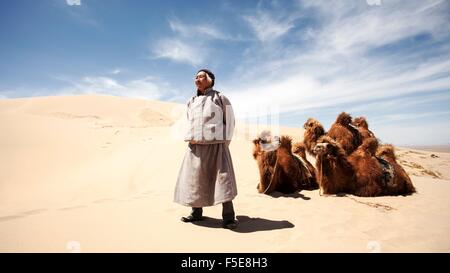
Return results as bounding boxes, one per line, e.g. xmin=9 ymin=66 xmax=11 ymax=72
xmin=262 ymin=155 xmax=279 ymax=194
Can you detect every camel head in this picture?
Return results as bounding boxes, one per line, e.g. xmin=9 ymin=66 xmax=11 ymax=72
xmin=252 ymin=138 xmax=262 ymax=159
xmin=335 ymin=112 xmax=353 ymax=126
xmin=376 ymin=144 xmax=397 ymax=161
xmin=313 ymin=136 xmax=342 ymax=158
xmin=303 ymin=118 xmax=325 ymax=140
xmin=352 ymin=116 xmax=369 ymax=129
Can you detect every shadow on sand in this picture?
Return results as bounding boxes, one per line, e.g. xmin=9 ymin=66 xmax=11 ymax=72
xmin=268 ymin=191 xmax=312 ymax=200
xmin=192 ymin=215 xmax=294 ymax=233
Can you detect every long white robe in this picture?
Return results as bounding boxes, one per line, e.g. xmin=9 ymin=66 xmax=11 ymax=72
xmin=173 ymin=88 xmax=237 ymax=207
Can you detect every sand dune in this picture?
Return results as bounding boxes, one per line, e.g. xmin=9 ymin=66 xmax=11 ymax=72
xmin=0 ymin=94 xmax=449 ymax=252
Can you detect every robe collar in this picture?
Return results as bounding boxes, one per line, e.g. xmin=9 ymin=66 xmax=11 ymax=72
xmin=197 ymin=87 xmax=214 ymax=96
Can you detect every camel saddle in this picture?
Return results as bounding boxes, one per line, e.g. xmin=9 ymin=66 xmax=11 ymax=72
xmin=376 ymin=157 xmax=395 ymax=188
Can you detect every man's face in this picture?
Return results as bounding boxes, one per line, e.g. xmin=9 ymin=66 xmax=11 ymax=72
xmin=195 ymin=71 xmax=210 ymax=91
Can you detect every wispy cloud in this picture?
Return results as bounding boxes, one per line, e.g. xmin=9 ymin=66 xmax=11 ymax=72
xmin=375 ymin=110 xmax=450 ymax=123
xmin=80 ymin=76 xmax=165 ymax=100
xmin=347 ymin=91 xmax=450 ymax=113
xmin=150 ymin=17 xmax=241 ymax=66
xmin=66 ymin=0 xmax=81 ymax=6
xmin=82 ymin=76 xmax=124 ymax=91
xmin=243 ymin=11 xmax=296 ymax=42
xmin=305 ymin=0 xmax=449 ymax=55
xmin=110 ymin=68 xmax=121 ymax=75
xmin=59 ymin=0 xmax=99 ymax=28
xmin=168 ymin=18 xmax=231 ymax=40
xmin=50 ymin=73 xmax=179 ymax=101
xmin=151 ymin=39 xmax=204 ymax=66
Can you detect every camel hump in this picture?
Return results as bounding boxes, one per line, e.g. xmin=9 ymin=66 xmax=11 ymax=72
xmin=360 ymin=137 xmax=378 ymax=156
xmin=336 ymin=112 xmax=352 ymax=125
xmin=279 ymin=135 xmax=292 ymax=150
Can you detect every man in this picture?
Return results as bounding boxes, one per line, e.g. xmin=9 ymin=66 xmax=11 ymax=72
xmin=174 ymin=69 xmax=238 ymax=229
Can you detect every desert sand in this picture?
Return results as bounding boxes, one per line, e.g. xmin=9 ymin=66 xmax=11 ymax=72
xmin=0 ymin=94 xmax=449 ymax=253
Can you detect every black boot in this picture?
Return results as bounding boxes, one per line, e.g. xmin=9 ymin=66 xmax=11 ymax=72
xmin=222 ymin=201 xmax=237 ymax=229
xmin=181 ymin=207 xmax=203 ymax=222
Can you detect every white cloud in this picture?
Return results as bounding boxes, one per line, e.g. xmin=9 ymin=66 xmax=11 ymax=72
xmin=62 ymin=0 xmax=100 ymax=28
xmin=125 ymin=77 xmax=166 ymax=99
xmin=82 ymin=77 xmax=124 ymax=91
xmin=111 ymin=68 xmax=121 ymax=75
xmin=151 ymin=39 xmax=204 ymax=66
xmin=66 ymin=0 xmax=81 ymax=6
xmin=149 ymin=17 xmax=237 ymax=66
xmin=83 ymin=76 xmax=162 ymax=99
xmin=373 ymin=111 xmax=450 ymax=124
xmin=243 ymin=11 xmax=295 ymax=42
xmin=168 ymin=19 xmax=230 ymax=40
xmin=52 ymin=74 xmax=178 ymax=101
xmin=301 ymin=0 xmax=449 ymax=55
xmin=347 ymin=92 xmax=450 ymax=113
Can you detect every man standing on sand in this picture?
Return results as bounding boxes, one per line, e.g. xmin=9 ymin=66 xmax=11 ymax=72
xmin=174 ymin=69 xmax=238 ymax=229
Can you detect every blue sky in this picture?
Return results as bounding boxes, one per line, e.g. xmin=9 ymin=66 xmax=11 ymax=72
xmin=1 ymin=0 xmax=450 ymax=145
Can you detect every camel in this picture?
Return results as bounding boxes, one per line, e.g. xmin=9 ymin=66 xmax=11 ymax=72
xmin=252 ymin=132 xmax=316 ymax=194
xmin=352 ymin=117 xmax=415 ymax=194
xmin=352 ymin=116 xmax=376 ymax=141
xmin=302 ymin=118 xmax=326 ymax=156
xmin=313 ymin=136 xmax=357 ymax=195
xmin=314 ymin=136 xmax=415 ymax=197
xmin=327 ymin=112 xmax=362 ymax=155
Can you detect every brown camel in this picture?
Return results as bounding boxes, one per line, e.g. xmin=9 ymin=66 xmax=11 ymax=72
xmin=313 ymin=136 xmax=357 ymax=195
xmin=314 ymin=136 xmax=415 ymax=197
xmin=252 ymin=134 xmax=315 ymax=194
xmin=327 ymin=112 xmax=362 ymax=155
xmin=352 ymin=117 xmax=414 ymax=194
